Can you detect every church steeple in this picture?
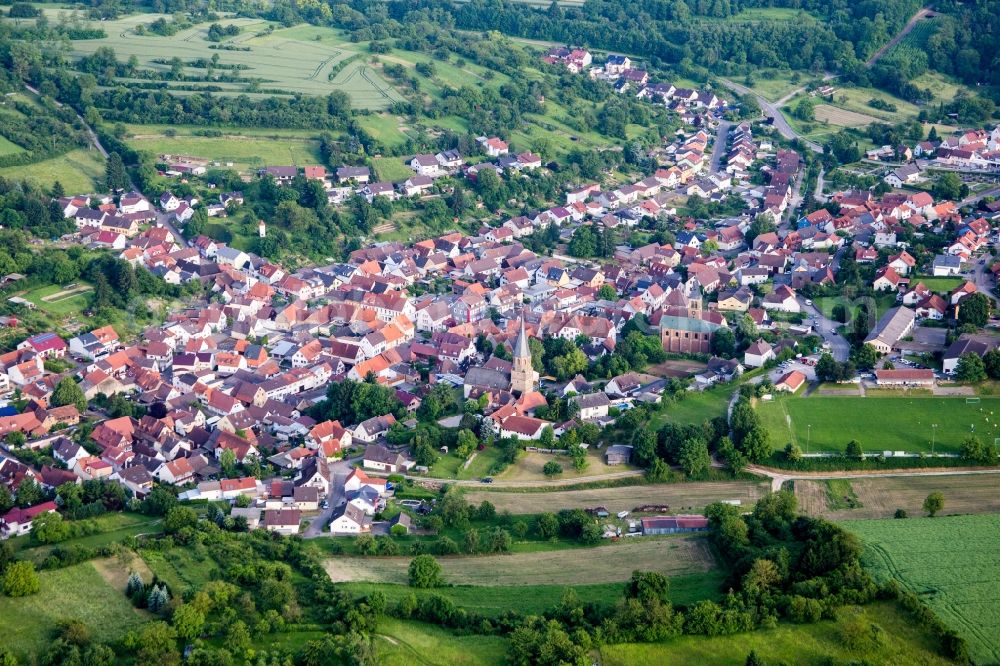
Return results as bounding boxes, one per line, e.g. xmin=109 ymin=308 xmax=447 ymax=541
xmin=514 ymin=317 xmax=531 ymax=360
xmin=509 ymin=317 xmax=538 ymax=396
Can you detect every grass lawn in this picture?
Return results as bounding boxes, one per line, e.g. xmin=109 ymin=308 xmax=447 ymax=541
xmin=757 ymin=395 xmax=1000 ymax=453
xmin=601 ymin=601 xmax=951 ymax=666
xmin=340 ymin=570 xmax=725 ymax=618
xmin=371 ymin=156 xmax=414 ymax=182
xmin=0 ymin=148 xmax=105 ymax=192
xmin=845 ymin=515 xmax=1000 ymax=665
xmin=326 ymin=535 xmax=716 ymax=586
xmin=813 ymin=293 xmax=896 ymax=323
xmin=0 ymin=134 xmax=25 ymax=156
xmin=910 ymin=275 xmax=963 ymax=293
xmin=427 ymin=446 xmax=503 ymax=481
xmin=377 ymin=618 xmax=508 ymax=666
xmin=0 ymin=560 xmax=148 ymax=659
xmin=648 ymin=387 xmax=731 ymax=430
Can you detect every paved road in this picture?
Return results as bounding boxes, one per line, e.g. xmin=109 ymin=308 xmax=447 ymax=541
xmin=799 ymin=298 xmax=851 ymax=361
xmin=814 ymin=167 xmax=826 ymax=202
xmin=719 ymin=79 xmax=823 ymax=154
xmin=709 ymin=120 xmax=731 ymax=174
xmin=866 ymin=7 xmax=933 ymax=67
xmin=970 ymin=256 xmax=997 ymax=305
xmin=961 ymin=184 xmax=1000 ymax=207
xmin=156 ymin=211 xmax=192 ymax=248
xmin=303 ymin=459 xmax=353 ymax=537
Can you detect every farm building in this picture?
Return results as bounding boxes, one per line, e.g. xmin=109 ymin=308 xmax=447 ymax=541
xmin=640 ymin=515 xmax=709 ymax=535
xmin=605 ymin=444 xmax=633 ymax=465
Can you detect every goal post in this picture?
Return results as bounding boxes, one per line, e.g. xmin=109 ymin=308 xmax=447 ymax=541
xmin=967 ymin=397 xmax=981 ymax=405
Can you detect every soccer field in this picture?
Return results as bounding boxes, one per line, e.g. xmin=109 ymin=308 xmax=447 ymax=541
xmin=757 ymin=395 xmax=1000 ymax=453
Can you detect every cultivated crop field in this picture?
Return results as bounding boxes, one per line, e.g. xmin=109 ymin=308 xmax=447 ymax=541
xmin=66 ymin=15 xmax=402 ymax=109
xmin=326 ymin=536 xmax=716 ymax=586
xmin=463 ymin=479 xmax=769 ymax=514
xmin=845 ymin=515 xmax=1000 ymax=665
xmin=796 ymin=474 xmax=1000 ymax=519
xmin=758 ymin=396 xmax=1000 ymax=453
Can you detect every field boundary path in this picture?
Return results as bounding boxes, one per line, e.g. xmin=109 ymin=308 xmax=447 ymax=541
xmin=748 ymin=463 xmax=1000 ymax=492
xmin=866 ymin=7 xmax=933 ymax=67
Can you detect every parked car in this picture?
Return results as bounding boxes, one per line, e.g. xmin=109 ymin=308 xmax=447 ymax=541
xmin=481 ymin=477 xmax=494 ymax=484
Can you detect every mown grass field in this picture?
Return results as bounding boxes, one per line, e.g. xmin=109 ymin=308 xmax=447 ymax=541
xmin=0 ymin=560 xmax=148 ymax=659
xmin=18 ymin=282 xmax=93 ymax=315
xmin=758 ymin=395 xmax=1000 ymax=453
xmin=0 ymin=147 xmax=104 ymax=193
xmin=377 ymin=618 xmax=508 ymax=666
xmin=494 ymin=450 xmax=638 ymax=483
xmin=326 ymin=536 xmax=716 ymax=586
xmin=67 ymin=15 xmax=402 ymax=109
xmin=463 ymin=479 xmax=768 ymax=515
xmin=122 ymin=124 xmax=322 ymax=167
xmin=845 ymin=515 xmax=1000 ymax=665
xmin=796 ymin=473 xmax=1000 ymax=520
xmin=648 ymin=386 xmax=731 ymax=430
xmin=340 ymin=570 xmax=725 ymax=618
xmin=600 ymin=601 xmax=952 ymax=666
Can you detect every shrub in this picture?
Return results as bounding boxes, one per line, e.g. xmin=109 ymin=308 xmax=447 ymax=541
xmin=542 ymin=461 xmax=563 ymax=477
xmin=408 ymin=555 xmax=443 ymax=588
